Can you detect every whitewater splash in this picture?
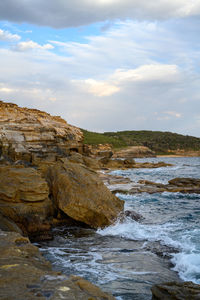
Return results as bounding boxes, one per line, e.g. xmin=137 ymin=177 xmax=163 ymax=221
xmin=98 ymin=191 xmax=200 ymax=284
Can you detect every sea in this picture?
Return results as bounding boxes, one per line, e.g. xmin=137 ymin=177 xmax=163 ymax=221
xmin=38 ymin=157 xmax=200 ymax=300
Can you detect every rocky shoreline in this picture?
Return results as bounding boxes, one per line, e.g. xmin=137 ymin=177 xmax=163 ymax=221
xmin=0 ymin=230 xmax=115 ymax=300
xmin=100 ymin=173 xmax=200 ymax=195
xmin=0 ymin=100 xmax=200 ymax=299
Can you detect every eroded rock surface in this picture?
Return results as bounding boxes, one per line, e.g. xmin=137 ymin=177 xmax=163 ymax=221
xmin=113 ymin=146 xmax=156 ymax=158
xmin=151 ymin=281 xmax=200 ymax=300
xmin=0 ymin=230 xmax=115 ymax=300
xmin=0 ymin=101 xmax=83 ymax=163
xmin=0 ymin=165 xmax=53 ymax=239
xmin=83 ymin=143 xmax=113 ymax=158
xmin=48 ymin=159 xmax=124 ymax=228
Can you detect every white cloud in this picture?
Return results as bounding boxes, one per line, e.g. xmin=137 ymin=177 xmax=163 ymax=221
xmin=14 ymin=40 xmax=54 ymax=52
xmin=111 ymin=64 xmax=179 ymax=83
xmin=72 ymin=79 xmax=120 ymax=97
xmin=0 ymin=0 xmax=200 ymax=28
xmin=72 ymin=64 xmax=180 ymax=97
xmin=0 ymin=28 xmax=20 ymax=41
xmin=164 ymin=111 xmax=182 ymax=118
xmin=0 ymin=20 xmax=199 ymax=137
xmin=0 ymin=87 xmax=15 ymax=93
xmin=156 ymin=111 xmax=182 ymax=121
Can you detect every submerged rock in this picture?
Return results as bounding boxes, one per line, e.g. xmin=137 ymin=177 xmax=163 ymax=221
xmin=151 ymin=281 xmax=200 ymax=300
xmin=168 ymin=177 xmax=200 ymax=187
xmin=48 ymin=158 xmax=124 ymax=229
xmin=0 ymin=230 xmax=115 ymax=300
xmin=112 ymin=177 xmax=200 ymax=195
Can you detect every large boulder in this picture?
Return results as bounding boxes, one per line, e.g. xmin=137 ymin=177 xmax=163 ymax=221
xmin=0 ymin=101 xmax=83 ymax=163
xmin=48 ymin=159 xmax=124 ymax=228
xmin=168 ymin=177 xmax=200 ymax=187
xmin=151 ymin=281 xmax=200 ymax=300
xmin=100 ymin=157 xmax=135 ymax=169
xmin=0 ymin=165 xmax=53 ymax=239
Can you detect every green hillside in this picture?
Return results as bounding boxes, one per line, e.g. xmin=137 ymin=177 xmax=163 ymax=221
xmin=81 ymin=129 xmax=126 ymax=148
xmin=81 ymin=129 xmax=200 ymax=154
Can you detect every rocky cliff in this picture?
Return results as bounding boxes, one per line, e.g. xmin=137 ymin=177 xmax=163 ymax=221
xmin=0 ymin=101 xmax=124 ymax=239
xmin=0 ymin=101 xmax=83 ymax=163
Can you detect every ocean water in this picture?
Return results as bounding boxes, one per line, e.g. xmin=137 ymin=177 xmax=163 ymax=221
xmin=39 ymin=157 xmax=200 ymax=300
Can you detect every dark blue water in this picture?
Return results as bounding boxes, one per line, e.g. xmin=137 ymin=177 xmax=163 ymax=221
xmin=39 ymin=157 xmax=200 ymax=300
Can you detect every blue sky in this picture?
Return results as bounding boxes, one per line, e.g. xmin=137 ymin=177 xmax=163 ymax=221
xmin=0 ymin=0 xmax=200 ymax=137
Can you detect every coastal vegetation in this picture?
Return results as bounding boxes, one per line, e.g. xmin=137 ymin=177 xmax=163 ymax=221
xmin=82 ymin=129 xmax=200 ymax=154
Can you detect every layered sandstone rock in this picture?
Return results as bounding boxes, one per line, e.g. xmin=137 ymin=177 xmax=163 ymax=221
xmin=0 ymin=101 xmax=83 ymax=163
xmin=83 ymin=143 xmax=113 ymax=158
xmin=0 ymin=101 xmax=125 ymax=234
xmin=113 ymin=146 xmax=156 ymax=158
xmin=0 ymin=230 xmax=115 ymax=300
xmin=47 ymin=159 xmax=124 ymax=228
xmin=0 ymin=165 xmax=53 ymax=239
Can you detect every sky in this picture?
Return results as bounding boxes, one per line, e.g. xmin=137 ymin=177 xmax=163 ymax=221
xmin=0 ymin=1 xmax=200 ymax=137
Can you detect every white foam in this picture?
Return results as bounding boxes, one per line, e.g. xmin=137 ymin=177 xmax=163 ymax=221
xmin=97 ymin=219 xmax=182 ymax=248
xmin=172 ymin=252 xmax=200 ymax=284
xmin=98 ymin=218 xmax=200 ymax=283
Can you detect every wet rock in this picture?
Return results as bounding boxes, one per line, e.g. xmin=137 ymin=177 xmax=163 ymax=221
xmin=112 ymin=177 xmax=200 ymax=195
xmin=168 ymin=177 xmax=200 ymax=187
xmin=133 ymin=161 xmax=173 ymax=168
xmin=99 ymin=172 xmax=132 ymax=185
xmin=0 ymin=230 xmax=115 ymax=300
xmin=144 ymin=242 xmax=179 ymax=259
xmin=138 ymin=180 xmax=165 ymax=188
xmin=124 ymin=210 xmax=143 ymax=221
xmin=48 ymin=159 xmax=124 ymax=229
xmin=151 ymin=281 xmax=200 ymax=300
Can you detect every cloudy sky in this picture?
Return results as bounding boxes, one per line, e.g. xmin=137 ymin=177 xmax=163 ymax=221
xmin=0 ymin=1 xmax=200 ymax=137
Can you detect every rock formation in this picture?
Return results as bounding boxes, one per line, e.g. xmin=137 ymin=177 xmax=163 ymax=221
xmin=110 ymin=177 xmax=200 ymax=195
xmin=151 ymin=281 xmax=200 ymax=300
xmin=47 ymin=159 xmax=124 ymax=228
xmin=0 ymin=101 xmax=124 ymax=237
xmin=83 ymin=143 xmax=113 ymax=158
xmin=113 ymin=146 xmax=156 ymax=158
xmin=0 ymin=165 xmax=53 ymax=240
xmin=0 ymin=101 xmax=83 ymax=163
xmin=0 ymin=230 xmax=115 ymax=300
